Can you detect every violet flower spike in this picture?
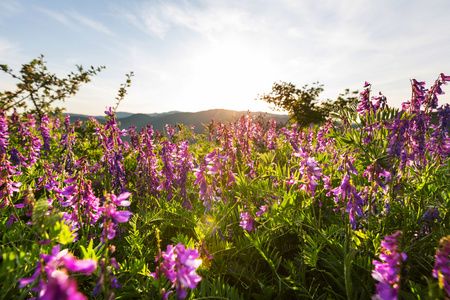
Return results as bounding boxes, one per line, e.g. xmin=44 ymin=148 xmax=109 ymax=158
xmin=433 ymin=236 xmax=450 ymax=296
xmin=150 ymin=243 xmax=202 ymax=299
xmin=372 ymin=231 xmax=406 ymax=300
xmin=239 ymin=212 xmax=255 ymax=231
xmin=18 ymin=245 xmax=97 ymax=300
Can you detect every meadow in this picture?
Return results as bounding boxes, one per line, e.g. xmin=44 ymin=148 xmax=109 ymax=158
xmin=1 ymin=74 xmax=450 ymax=299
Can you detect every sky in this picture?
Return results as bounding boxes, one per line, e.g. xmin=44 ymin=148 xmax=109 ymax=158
xmin=1 ymin=0 xmax=449 ymax=115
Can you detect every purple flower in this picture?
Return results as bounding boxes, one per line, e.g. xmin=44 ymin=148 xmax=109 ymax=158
xmin=18 ymin=261 xmax=42 ymax=288
xmin=299 ymin=156 xmax=322 ymax=196
xmin=39 ymin=115 xmax=52 ymax=154
xmin=417 ymin=207 xmax=442 ymax=239
xmin=92 ymin=257 xmax=122 ymax=297
xmin=372 ymin=231 xmax=406 ymax=300
xmin=6 ymin=213 xmax=18 ymax=226
xmin=363 ymin=163 xmax=391 ymax=193
xmin=38 ymin=270 xmax=88 ymax=300
xmin=433 ymin=236 xmax=450 ymax=296
xmin=256 ymin=205 xmax=267 ymax=217
xmin=108 ymin=206 xmax=133 ymax=223
xmin=19 ymin=245 xmax=97 ymax=299
xmin=332 ymin=174 xmax=364 ymax=229
xmin=40 ymin=245 xmax=97 ymax=275
xmin=0 ymin=111 xmax=10 ymax=154
xmin=105 ymin=107 xmax=114 ymax=116
xmin=357 ymin=85 xmax=373 ymax=115
xmin=151 ymin=243 xmax=202 ymax=299
xmin=110 ymin=192 xmax=132 ymax=207
xmin=240 ymin=212 xmax=255 ymax=231
xmin=98 ymin=192 xmax=133 ymax=241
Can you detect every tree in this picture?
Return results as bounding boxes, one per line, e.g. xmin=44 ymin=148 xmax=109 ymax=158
xmin=319 ymin=88 xmax=360 ymax=118
xmin=256 ymin=81 xmax=360 ymax=127
xmin=0 ymin=54 xmax=104 ymax=121
xmin=256 ymin=81 xmax=327 ymax=127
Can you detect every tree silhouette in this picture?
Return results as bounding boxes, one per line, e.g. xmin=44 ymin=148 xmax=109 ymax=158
xmin=0 ymin=54 xmax=104 ymax=121
xmin=256 ymin=81 xmax=326 ymax=127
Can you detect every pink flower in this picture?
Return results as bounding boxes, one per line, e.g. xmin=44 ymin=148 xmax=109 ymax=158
xmin=433 ymin=236 xmax=450 ymax=296
xmin=240 ymin=212 xmax=255 ymax=231
xmin=151 ymin=243 xmax=202 ymax=299
xmin=18 ymin=245 xmax=97 ymax=299
xmin=372 ymin=231 xmax=406 ymax=300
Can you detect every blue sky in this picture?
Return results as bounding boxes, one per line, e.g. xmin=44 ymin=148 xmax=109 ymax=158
xmin=1 ymin=0 xmax=449 ymax=115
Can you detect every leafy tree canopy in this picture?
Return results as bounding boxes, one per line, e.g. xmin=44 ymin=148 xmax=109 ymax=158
xmin=0 ymin=54 xmax=104 ymax=121
xmin=257 ymin=81 xmax=359 ymax=127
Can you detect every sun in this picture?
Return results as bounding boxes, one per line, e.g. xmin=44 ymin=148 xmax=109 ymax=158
xmin=182 ymin=36 xmax=280 ymax=112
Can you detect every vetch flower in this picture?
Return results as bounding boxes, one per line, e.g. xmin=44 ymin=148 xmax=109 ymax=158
xmin=151 ymin=243 xmax=202 ymax=299
xmin=239 ymin=212 xmax=255 ymax=231
xmin=18 ymin=245 xmax=97 ymax=300
xmin=0 ymin=111 xmax=10 ymax=154
xmin=372 ymin=231 xmax=406 ymax=300
xmin=256 ymin=205 xmax=267 ymax=217
xmin=332 ymin=174 xmax=364 ymax=229
xmin=99 ymin=192 xmax=133 ymax=241
xmin=433 ymin=236 xmax=450 ymax=297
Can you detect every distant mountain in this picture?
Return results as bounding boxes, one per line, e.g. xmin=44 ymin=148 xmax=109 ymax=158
xmin=115 ymin=112 xmax=135 ymax=118
xmin=146 ymin=111 xmax=182 ymax=117
xmin=65 ymin=109 xmax=289 ymax=135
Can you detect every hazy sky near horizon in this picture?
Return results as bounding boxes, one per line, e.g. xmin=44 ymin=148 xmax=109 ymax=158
xmin=1 ymin=0 xmax=449 ymax=115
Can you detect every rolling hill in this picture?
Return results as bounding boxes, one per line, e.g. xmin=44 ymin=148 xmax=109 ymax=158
xmin=65 ymin=109 xmax=289 ymax=135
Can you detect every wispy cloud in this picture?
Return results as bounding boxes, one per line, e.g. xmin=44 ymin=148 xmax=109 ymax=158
xmin=36 ymin=7 xmax=71 ymax=26
xmin=117 ymin=1 xmax=261 ymax=39
xmin=68 ymin=11 xmax=113 ymax=35
xmin=0 ymin=38 xmax=25 ymax=65
xmin=3 ymin=0 xmax=449 ymax=115
xmin=0 ymin=1 xmax=22 ymax=15
xmin=36 ymin=7 xmax=113 ymax=36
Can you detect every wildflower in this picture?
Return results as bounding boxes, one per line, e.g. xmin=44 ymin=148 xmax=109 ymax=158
xmin=417 ymin=207 xmax=442 ymax=239
xmin=357 ymin=84 xmax=373 ymax=115
xmin=372 ymin=231 xmax=406 ymax=300
xmin=299 ymin=156 xmax=322 ymax=196
xmin=256 ymin=205 xmax=267 ymax=217
xmin=363 ymin=163 xmax=391 ymax=193
xmin=19 ymin=245 xmax=97 ymax=300
xmin=39 ymin=115 xmax=52 ymax=154
xmin=433 ymin=236 xmax=450 ymax=297
xmin=99 ymin=192 xmax=133 ymax=241
xmin=332 ymin=174 xmax=364 ymax=229
xmin=105 ymin=107 xmax=114 ymax=116
xmin=9 ymin=147 xmax=27 ymax=166
xmin=151 ymin=243 xmax=202 ymax=299
xmin=6 ymin=214 xmax=18 ymax=226
xmin=239 ymin=212 xmax=255 ymax=231
xmin=0 ymin=111 xmax=9 ymax=154
xmin=92 ymin=258 xmax=122 ymax=297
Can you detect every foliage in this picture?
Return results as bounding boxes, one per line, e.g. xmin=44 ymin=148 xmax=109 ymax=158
xmin=256 ymin=81 xmax=326 ymax=127
xmin=1 ymin=72 xmax=450 ymax=299
xmin=256 ymin=81 xmax=358 ymax=128
xmin=0 ymin=54 xmax=104 ymax=121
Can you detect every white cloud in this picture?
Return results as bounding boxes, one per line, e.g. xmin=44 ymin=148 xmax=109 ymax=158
xmin=69 ymin=11 xmax=114 ymax=36
xmin=0 ymin=1 xmax=22 ymax=18
xmin=36 ymin=7 xmax=113 ymax=36
xmin=36 ymin=7 xmax=71 ymax=26
xmin=0 ymin=38 xmax=25 ymax=65
xmin=117 ymin=1 xmax=261 ymax=39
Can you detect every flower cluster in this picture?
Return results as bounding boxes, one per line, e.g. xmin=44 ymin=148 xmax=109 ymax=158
xmin=372 ymin=231 xmax=406 ymax=300
xmin=100 ymin=192 xmax=133 ymax=241
xmin=332 ymin=174 xmax=364 ymax=229
xmin=433 ymin=236 xmax=450 ymax=297
xmin=151 ymin=243 xmax=203 ymax=299
xmin=240 ymin=211 xmax=256 ymax=231
xmin=19 ymin=244 xmax=97 ymax=300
